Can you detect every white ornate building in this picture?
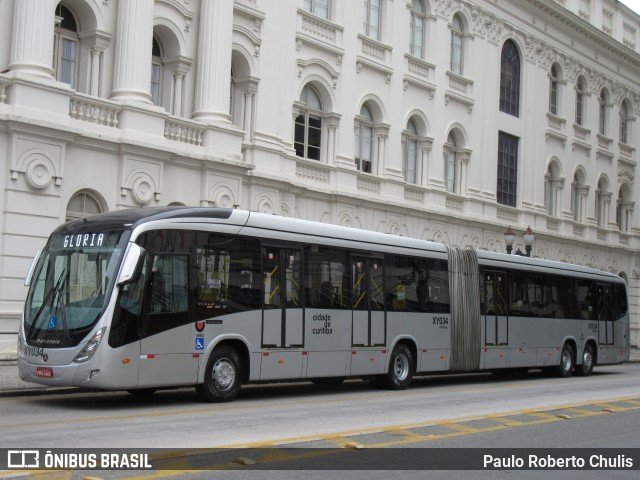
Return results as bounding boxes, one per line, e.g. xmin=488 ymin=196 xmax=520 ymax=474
xmin=0 ymin=0 xmax=639 ymax=346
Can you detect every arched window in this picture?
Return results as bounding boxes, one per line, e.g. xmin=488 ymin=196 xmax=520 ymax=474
xmin=151 ymin=36 xmax=163 ymax=107
xmin=616 ymin=184 xmax=634 ymax=233
xmin=620 ymin=101 xmax=631 ymax=144
xmin=294 ymin=85 xmax=323 ymax=161
xmin=545 ymin=163 xmax=562 ymax=217
xmin=445 ymin=132 xmax=458 ymax=193
xmin=450 ymin=15 xmax=464 ymax=75
xmin=549 ymin=65 xmax=559 ymax=115
xmin=599 ymin=89 xmax=608 ymax=136
xmin=355 ymin=104 xmax=375 ymax=173
xmin=575 ymin=77 xmax=586 ymax=126
xmin=362 ymin=0 xmax=381 ymax=40
xmin=571 ymin=170 xmax=588 ymax=223
xmin=410 ymin=0 xmax=426 ymax=58
xmin=304 ymin=0 xmax=329 ymax=19
xmin=66 ymin=191 xmax=104 ymax=222
xmin=54 ymin=4 xmax=79 ymax=89
xmin=403 ymin=119 xmax=419 ymax=184
xmin=499 ymin=40 xmax=520 ymax=117
xmin=595 ymin=178 xmax=609 ymax=228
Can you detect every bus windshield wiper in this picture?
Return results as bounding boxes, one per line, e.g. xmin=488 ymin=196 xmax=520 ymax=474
xmin=27 ymin=268 xmax=67 ymax=340
xmin=54 ymin=270 xmax=72 ymax=340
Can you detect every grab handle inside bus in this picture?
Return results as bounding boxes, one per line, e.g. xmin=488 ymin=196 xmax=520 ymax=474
xmin=117 ymin=244 xmax=146 ymax=286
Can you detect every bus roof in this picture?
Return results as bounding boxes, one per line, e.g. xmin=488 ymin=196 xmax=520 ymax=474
xmin=56 ymin=207 xmax=622 ymax=283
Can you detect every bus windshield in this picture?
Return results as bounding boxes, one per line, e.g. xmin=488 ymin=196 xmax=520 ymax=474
xmin=24 ymin=230 xmax=129 ymax=347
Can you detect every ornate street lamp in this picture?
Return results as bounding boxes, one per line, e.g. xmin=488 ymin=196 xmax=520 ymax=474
xmin=523 ymin=225 xmax=535 ymax=257
xmin=504 ymin=226 xmax=516 ymax=255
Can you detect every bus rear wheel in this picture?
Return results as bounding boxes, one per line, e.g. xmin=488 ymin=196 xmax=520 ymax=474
xmin=197 ymin=346 xmax=242 ymax=402
xmin=556 ymin=343 xmax=575 ymax=378
xmin=382 ymin=344 xmax=414 ymax=389
xmin=576 ymin=344 xmax=595 ymax=377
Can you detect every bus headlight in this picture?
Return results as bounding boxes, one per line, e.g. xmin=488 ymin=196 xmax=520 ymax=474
xmin=73 ymin=328 xmax=106 ymax=363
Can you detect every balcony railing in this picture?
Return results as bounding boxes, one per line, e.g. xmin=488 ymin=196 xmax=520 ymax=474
xmin=165 ymin=118 xmax=205 ymax=146
xmin=69 ymin=94 xmax=121 ymax=127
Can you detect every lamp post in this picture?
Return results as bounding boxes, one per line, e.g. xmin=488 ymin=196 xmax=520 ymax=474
xmin=503 ymin=226 xmax=516 ymax=255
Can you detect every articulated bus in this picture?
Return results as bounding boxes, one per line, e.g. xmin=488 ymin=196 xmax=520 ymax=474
xmin=18 ymin=208 xmax=629 ymax=402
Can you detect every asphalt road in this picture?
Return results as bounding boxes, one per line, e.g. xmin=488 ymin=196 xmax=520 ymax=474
xmin=1 ymin=361 xmax=639 ymax=480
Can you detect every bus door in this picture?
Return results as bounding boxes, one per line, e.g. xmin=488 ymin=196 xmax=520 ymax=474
xmin=351 ymin=256 xmax=385 ymax=347
xmin=139 ymin=253 xmax=198 ymax=387
xmin=261 ymin=246 xmax=304 ymax=379
xmin=596 ymin=283 xmax=614 ymax=345
xmin=262 ymin=247 xmax=303 ymax=348
xmin=483 ymin=271 xmax=508 ymax=346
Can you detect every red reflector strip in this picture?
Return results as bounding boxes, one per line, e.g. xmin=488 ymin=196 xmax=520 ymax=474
xmin=140 ymin=354 xmax=155 ymax=359
xmin=192 ymin=354 xmax=200 ymax=358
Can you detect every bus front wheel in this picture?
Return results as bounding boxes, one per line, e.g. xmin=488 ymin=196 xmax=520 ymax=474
xmin=382 ymin=344 xmax=414 ymax=389
xmin=197 ymin=346 xmax=242 ymax=402
xmin=556 ymin=343 xmax=575 ymax=378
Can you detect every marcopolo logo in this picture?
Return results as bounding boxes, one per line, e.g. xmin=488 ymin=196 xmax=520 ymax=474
xmin=8 ymin=450 xmax=40 ymax=468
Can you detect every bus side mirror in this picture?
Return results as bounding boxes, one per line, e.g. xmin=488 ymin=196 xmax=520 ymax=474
xmin=24 ymin=249 xmax=42 ymax=287
xmin=117 ymin=244 xmax=146 ymax=286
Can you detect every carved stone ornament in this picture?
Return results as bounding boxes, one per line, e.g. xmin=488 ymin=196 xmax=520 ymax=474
xmin=130 ymin=172 xmax=156 ymax=204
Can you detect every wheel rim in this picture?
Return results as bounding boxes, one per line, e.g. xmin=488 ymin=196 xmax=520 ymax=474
xmin=582 ymin=349 xmax=593 ymax=371
xmin=561 ymin=350 xmax=572 ymax=373
xmin=212 ymin=358 xmax=235 ymax=391
xmin=394 ymin=353 xmax=410 ymax=382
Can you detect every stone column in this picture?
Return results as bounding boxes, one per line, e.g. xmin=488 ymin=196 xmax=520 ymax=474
xmin=89 ymin=46 xmax=104 ymax=96
xmin=325 ymin=114 xmax=340 ymax=164
xmin=193 ymin=0 xmax=234 ymax=122
xmin=242 ymin=87 xmax=256 ymax=141
xmin=110 ymin=0 xmax=154 ymax=103
xmin=374 ymin=125 xmax=389 ymax=176
xmin=9 ymin=0 xmax=57 ymax=78
xmin=173 ymin=70 xmax=186 ymax=117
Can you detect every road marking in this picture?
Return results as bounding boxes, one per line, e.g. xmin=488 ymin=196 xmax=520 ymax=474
xmin=1 ymin=396 xmax=639 ymax=480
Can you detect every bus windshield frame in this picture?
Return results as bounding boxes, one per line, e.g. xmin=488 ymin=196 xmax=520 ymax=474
xmin=24 ymin=229 xmax=131 ymax=347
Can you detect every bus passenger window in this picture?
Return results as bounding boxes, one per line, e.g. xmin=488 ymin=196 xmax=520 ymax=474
xmin=305 ymin=247 xmax=348 ymax=309
xmin=148 ymin=255 xmax=189 ymax=314
xmin=194 ymin=239 xmax=261 ymax=319
xmin=576 ymin=279 xmax=594 ymax=320
xmin=427 ymin=259 xmax=450 ymax=313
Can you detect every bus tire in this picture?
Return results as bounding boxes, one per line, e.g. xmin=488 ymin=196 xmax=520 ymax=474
xmin=382 ymin=344 xmax=414 ymax=390
xmin=197 ymin=346 xmax=242 ymax=402
xmin=576 ymin=344 xmax=595 ymax=377
xmin=556 ymin=343 xmax=575 ymax=378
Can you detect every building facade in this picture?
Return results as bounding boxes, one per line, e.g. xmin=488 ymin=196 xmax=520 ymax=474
xmin=0 ymin=0 xmax=639 ymax=346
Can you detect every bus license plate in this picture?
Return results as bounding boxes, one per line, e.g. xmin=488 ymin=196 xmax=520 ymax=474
xmin=36 ymin=367 xmax=53 ymax=378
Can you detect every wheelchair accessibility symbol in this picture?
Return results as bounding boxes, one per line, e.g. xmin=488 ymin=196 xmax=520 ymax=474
xmin=47 ymin=316 xmax=58 ymax=330
xmin=195 ymin=338 xmax=205 ymax=350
